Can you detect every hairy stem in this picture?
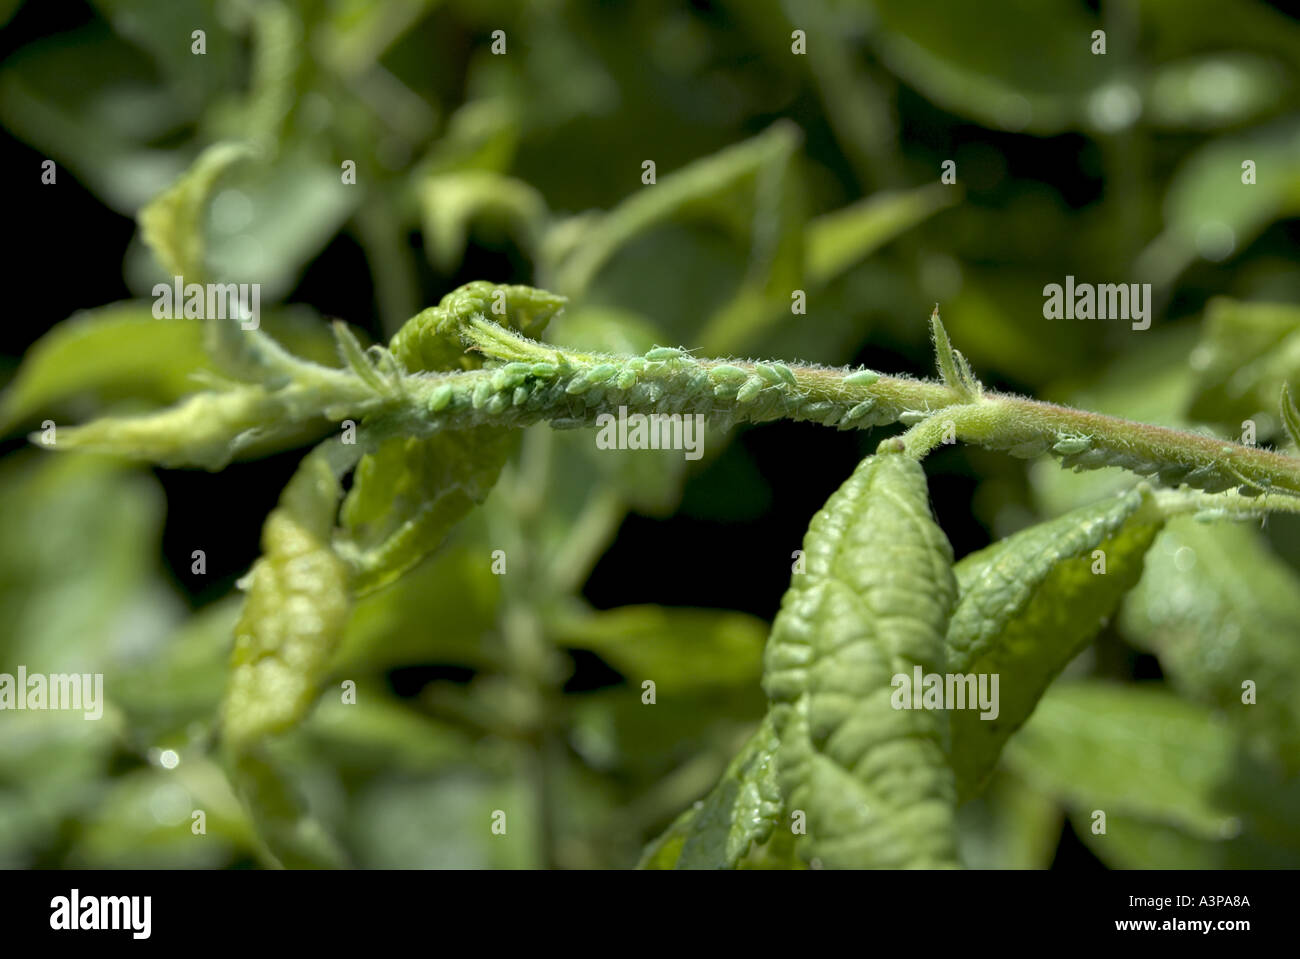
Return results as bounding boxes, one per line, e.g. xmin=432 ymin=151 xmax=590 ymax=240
xmin=371 ymin=323 xmax=1300 ymax=500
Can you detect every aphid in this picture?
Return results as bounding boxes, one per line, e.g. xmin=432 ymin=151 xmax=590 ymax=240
xmin=492 ymin=363 xmax=530 ymax=391
xmin=429 ymin=383 xmax=454 ymax=412
xmin=754 ymin=364 xmax=784 ymax=385
xmin=708 ymin=364 xmax=748 ymax=384
xmin=486 ymin=392 xmax=509 ymax=414
xmin=772 ymin=363 xmax=797 ymax=386
xmin=843 ymin=369 xmax=881 ymax=388
xmin=843 ymin=398 xmax=877 ymax=423
xmin=1052 ymin=434 xmax=1092 ymax=455
xmin=531 ymin=361 xmax=558 ymax=379
xmin=585 ymin=363 xmax=618 ymax=384
xmin=736 ymin=376 xmax=765 ymax=403
xmin=614 ymin=368 xmax=638 ymax=390
xmin=898 ymin=410 xmax=929 ymax=426
xmin=512 ymin=385 xmax=529 ymax=406
xmin=472 ymin=378 xmax=493 ymax=409
xmin=566 ymin=375 xmax=595 ymax=395
xmin=626 ymin=356 xmax=647 ymax=372
xmin=645 ymin=346 xmax=691 ymax=362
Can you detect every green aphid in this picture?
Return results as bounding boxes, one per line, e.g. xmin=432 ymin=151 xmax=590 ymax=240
xmin=472 ymin=378 xmax=493 ymax=409
xmin=755 ymin=364 xmax=784 ymax=385
xmin=429 ymin=384 xmax=454 ymax=412
xmin=843 ymin=369 xmax=881 ymax=388
xmin=531 ymin=361 xmax=559 ymax=378
xmin=1052 ymin=434 xmax=1092 ymax=455
xmin=773 ymin=364 xmax=797 ymax=386
xmin=708 ymin=364 xmax=748 ymax=384
xmin=486 ymin=392 xmax=509 ymax=414
xmin=585 ymin=363 xmax=618 ymax=384
xmin=512 ymin=385 xmax=529 ymax=406
xmin=566 ymin=376 xmax=594 ymax=395
xmin=615 ymin=368 xmax=638 ymax=390
xmin=844 ymin=398 xmax=877 ymax=422
xmin=736 ymin=376 xmax=764 ymax=403
xmin=492 ymin=363 xmax=530 ymax=391
xmin=646 ymin=346 xmax=689 ymax=362
xmin=714 ymin=382 xmax=737 ymax=399
xmin=685 ymin=368 xmax=712 ymax=395
xmin=898 ymin=410 xmax=929 ymax=426
xmin=626 ymin=356 xmax=647 ymax=372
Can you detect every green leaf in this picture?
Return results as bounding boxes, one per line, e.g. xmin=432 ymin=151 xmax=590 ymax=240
xmin=227 ymin=751 xmax=348 ymax=869
xmin=222 ymin=442 xmax=356 ymax=750
xmin=763 ymin=450 xmax=959 ymax=868
xmin=549 ymin=605 xmax=768 ymax=692
xmin=1120 ymin=518 xmax=1300 ymax=772
xmin=549 ymin=122 xmax=802 ymax=298
xmin=0 ymin=302 xmax=362 ymax=437
xmin=200 ymin=145 xmax=361 ymax=301
xmin=1136 ymin=119 xmax=1300 ymax=287
xmin=1283 ymin=384 xmax=1300 ymax=451
xmin=336 ymin=282 xmax=568 ymax=592
xmin=1186 ymin=298 xmax=1300 ymax=439
xmin=0 ymin=306 xmax=207 ymax=435
xmin=138 ymin=141 xmax=255 ymax=282
xmin=805 ymin=184 xmax=958 ymax=288
xmin=1005 ymin=682 xmax=1300 ymax=867
xmin=334 ymin=520 xmax=502 ymax=673
xmin=337 ymin=429 xmax=515 ymax=595
xmin=46 ymin=383 xmax=327 ymax=470
xmin=1004 ymin=683 xmax=1246 ymax=838
xmin=419 ymin=170 xmax=548 ymax=272
xmin=0 ymin=22 xmax=191 ymax=214
xmin=69 ymin=758 xmax=257 ymax=868
xmin=946 ymin=486 xmax=1166 ymax=799
xmin=955 ymin=769 xmax=1061 ymax=870
xmin=639 ymin=715 xmax=783 ymax=869
xmin=867 ymin=0 xmax=1101 ymax=134
xmin=1145 ymin=54 xmax=1288 ymax=130
xmin=89 ymin=0 xmax=241 ymax=112
xmin=389 ymin=281 xmax=567 ymax=375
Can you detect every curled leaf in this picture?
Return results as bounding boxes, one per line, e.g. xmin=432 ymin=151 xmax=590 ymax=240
xmin=222 ymin=442 xmax=357 ymax=750
xmin=639 ymin=716 xmax=783 ymax=869
xmin=763 ymin=451 xmax=959 ymax=868
xmin=946 ymin=487 xmax=1165 ymax=799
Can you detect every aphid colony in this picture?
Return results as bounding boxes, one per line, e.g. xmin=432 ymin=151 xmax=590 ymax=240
xmin=420 ymin=343 xmax=889 ymax=432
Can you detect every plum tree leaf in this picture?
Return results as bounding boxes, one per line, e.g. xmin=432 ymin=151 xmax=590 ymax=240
xmin=222 ymin=440 xmax=359 ymax=751
xmin=638 ymin=715 xmax=783 ymax=869
xmin=945 ymin=486 xmax=1165 ymax=799
xmin=763 ymin=449 xmax=959 ymax=868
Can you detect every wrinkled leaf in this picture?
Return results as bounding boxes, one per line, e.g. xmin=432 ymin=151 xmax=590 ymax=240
xmin=946 ymin=486 xmax=1165 ymax=799
xmin=763 ymin=451 xmax=959 ymax=868
xmin=639 ymin=715 xmax=782 ymax=869
xmin=222 ymin=442 xmax=355 ymax=750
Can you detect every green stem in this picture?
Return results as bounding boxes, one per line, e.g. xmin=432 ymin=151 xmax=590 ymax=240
xmin=376 ymin=324 xmax=1300 ymax=500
